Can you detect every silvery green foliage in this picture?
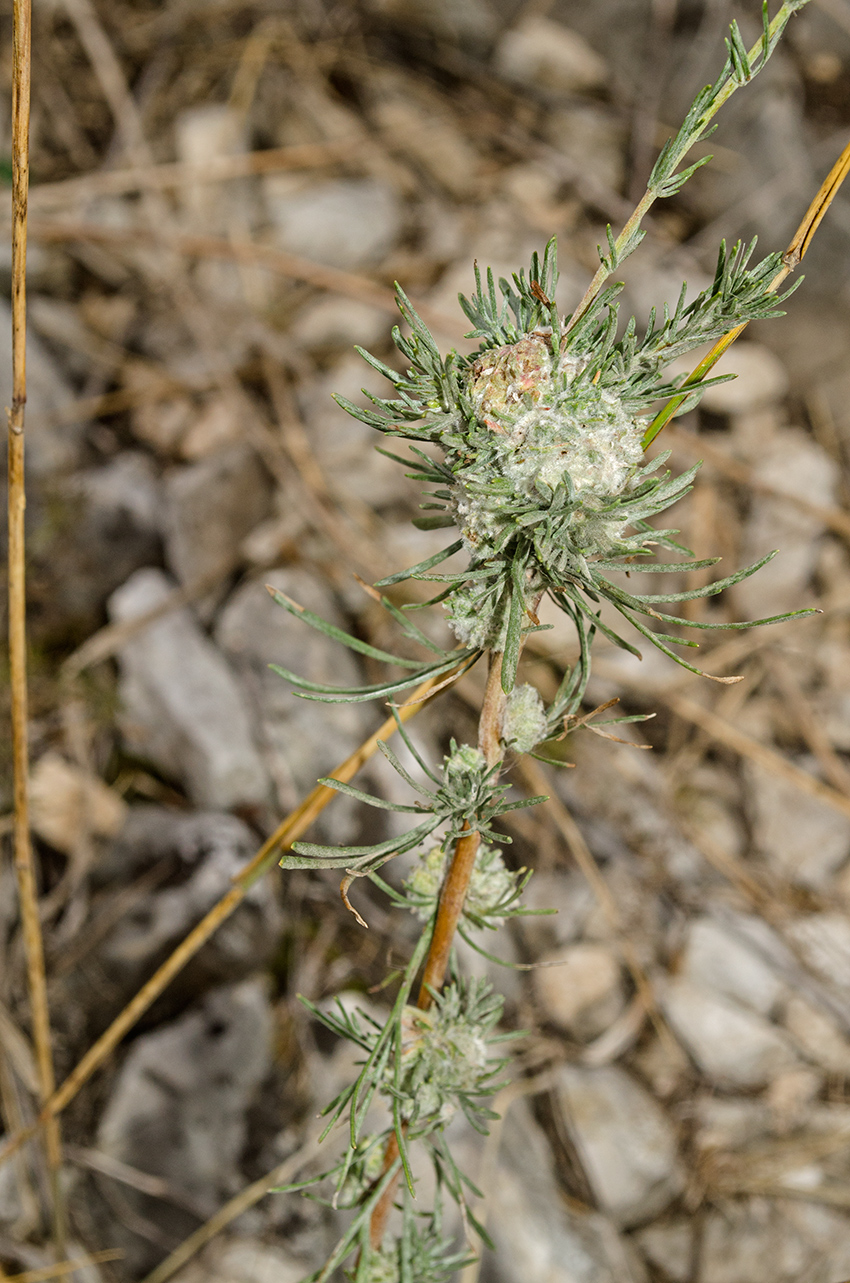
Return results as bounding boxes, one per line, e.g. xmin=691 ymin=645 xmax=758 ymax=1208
xmin=337 ymin=236 xmax=803 ymax=678
xmin=276 ymin=731 xmax=546 ymax=877
xmin=501 ymin=684 xmax=549 ymax=754
xmin=273 ymin=6 xmax=814 ymax=1280
xmin=357 ymin=1209 xmax=474 ymax=1283
xmin=282 ymin=930 xmax=507 ymax=1282
xmin=400 ymin=842 xmax=526 ymax=927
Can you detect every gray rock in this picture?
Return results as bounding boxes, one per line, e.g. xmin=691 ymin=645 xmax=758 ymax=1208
xmin=680 ymin=917 xmax=785 ymax=1016
xmin=534 ymin=944 xmax=626 ymax=1040
xmin=263 ymin=176 xmax=402 ymax=270
xmin=746 ymin=759 xmax=850 ymax=888
xmin=299 ymin=353 xmax=411 ymax=509
xmin=734 ymin=429 xmax=838 ymax=620
xmin=294 ymin=296 xmax=389 ymax=353
xmin=0 ymin=298 xmax=84 ymax=476
xmin=633 ymin=1220 xmax=694 ymax=1282
xmin=692 ymin=1095 xmax=774 ymax=1154
xmin=556 ymin=1065 xmax=683 ymax=1228
xmin=214 ymin=567 xmax=368 ymax=840
xmin=174 ymin=104 xmax=247 ymax=229
xmin=109 ymin=568 xmax=270 ymax=809
xmin=50 ymin=453 xmax=163 ymax=624
xmin=481 ymin=1098 xmax=633 ymax=1283
xmin=163 ymin=445 xmax=273 ymax=615
xmin=0 ymin=1147 xmax=26 ymax=1229
xmin=661 ymin=978 xmax=799 ymax=1089
xmin=785 ymin=913 xmax=850 ymax=991
xmin=558 ymin=730 xmax=705 ymax=886
xmin=73 ymin=450 xmax=161 ymax=533
xmin=542 ymin=104 xmax=625 ymax=192
xmin=699 ymin=342 xmax=789 ymax=415
xmin=517 ymin=869 xmax=596 ymax=953
xmin=94 ymin=806 xmax=282 ymax=998
xmin=98 ymin=979 xmax=272 ymax=1273
xmin=700 ymin=1198 xmax=850 ymax=1283
xmin=782 ymin=994 xmax=850 ymax=1073
xmin=494 ymin=17 xmax=608 ymax=94
xmin=172 ymin=1238 xmax=305 ymax=1283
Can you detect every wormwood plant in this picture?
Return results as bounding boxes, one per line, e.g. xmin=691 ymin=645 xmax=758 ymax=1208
xmin=272 ymin=5 xmax=818 ymax=1279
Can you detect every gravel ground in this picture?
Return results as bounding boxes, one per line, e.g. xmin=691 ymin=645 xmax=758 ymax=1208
xmin=4 ymin=1 xmax=850 ymax=1280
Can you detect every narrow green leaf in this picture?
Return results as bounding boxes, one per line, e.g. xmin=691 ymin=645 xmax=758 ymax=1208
xmin=316 ymin=777 xmax=428 ymax=812
xmin=374 ymin=539 xmax=464 ymax=587
xmin=268 ymin=588 xmax=423 ymax=668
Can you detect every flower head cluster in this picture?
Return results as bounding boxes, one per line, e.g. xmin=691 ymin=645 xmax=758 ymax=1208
xmin=403 ymin=841 xmax=524 ymax=926
xmin=392 ymin=978 xmax=505 ymax=1129
xmin=456 ymin=332 xmax=644 ymax=557
xmin=328 ymin=235 xmax=803 ymax=684
xmin=352 ymin=1209 xmax=474 ymax=1283
xmin=500 ymin=683 xmax=549 ymax=754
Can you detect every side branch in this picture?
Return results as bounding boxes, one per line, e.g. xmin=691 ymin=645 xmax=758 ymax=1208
xmin=368 ymin=649 xmax=507 ymax=1250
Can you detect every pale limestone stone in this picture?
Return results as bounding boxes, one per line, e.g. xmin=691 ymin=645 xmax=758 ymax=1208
xmin=494 ymin=17 xmax=608 ymax=94
xmin=661 ymin=978 xmax=799 ymax=1088
xmin=556 ymin=1064 xmax=683 ymax=1227
xmin=264 ymin=176 xmax=401 ymax=270
xmin=109 ymin=568 xmax=269 ymax=809
xmin=680 ymin=916 xmax=784 ymax=1015
xmin=533 ymin=943 xmax=625 ymax=1039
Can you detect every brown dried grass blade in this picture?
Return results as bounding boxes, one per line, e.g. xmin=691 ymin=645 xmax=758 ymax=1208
xmin=138 ymin=1126 xmax=326 ymax=1283
xmin=0 ymin=670 xmax=449 ymax=1173
xmin=3 ymin=1252 xmax=122 ymax=1283
xmin=6 ymin=0 xmax=67 ymax=1251
xmin=643 ymin=130 xmax=850 ymax=448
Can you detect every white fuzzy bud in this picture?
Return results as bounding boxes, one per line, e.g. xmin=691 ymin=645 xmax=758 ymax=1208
xmin=501 ymin=683 xmax=548 ymax=753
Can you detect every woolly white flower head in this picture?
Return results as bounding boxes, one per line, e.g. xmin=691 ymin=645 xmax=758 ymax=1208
xmin=501 ymin=683 xmax=548 ymax=753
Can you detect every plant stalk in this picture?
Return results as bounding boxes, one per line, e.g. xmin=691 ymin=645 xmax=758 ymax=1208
xmin=367 ymin=650 xmax=507 ymax=1251
xmin=566 ymin=2 xmax=811 ymax=336
xmin=642 ymin=130 xmax=850 ymax=450
xmin=7 ymin=0 xmax=67 ymax=1250
xmin=0 ymin=669 xmax=448 ymax=1174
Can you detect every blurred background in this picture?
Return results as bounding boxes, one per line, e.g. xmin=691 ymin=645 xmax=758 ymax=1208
xmin=4 ymin=0 xmax=850 ymax=1279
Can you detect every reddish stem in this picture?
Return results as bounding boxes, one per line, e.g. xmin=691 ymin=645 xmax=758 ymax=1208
xmin=367 ymin=650 xmax=508 ymax=1249
xmin=416 ymin=827 xmax=482 ymax=1010
xmin=368 ymin=1131 xmax=401 ymax=1251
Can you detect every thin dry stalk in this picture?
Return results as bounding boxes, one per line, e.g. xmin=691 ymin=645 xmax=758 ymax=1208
xmin=588 ymin=656 xmax=850 ymax=823
xmin=665 ymin=691 xmax=850 ymax=822
xmin=6 ymin=0 xmax=66 ymax=1251
xmin=367 ymin=1131 xmax=403 ymax=1254
xmin=138 ymin=1125 xmax=326 ymax=1283
xmin=28 ymin=138 xmax=361 ymax=208
xmin=26 ymin=218 xmax=462 ymax=336
xmin=416 ymin=828 xmax=482 ymax=1009
xmin=2 ymin=1253 xmax=122 ymax=1283
xmin=644 ymin=129 xmax=850 ymax=448
xmin=767 ymin=651 xmax=850 ymax=797
xmin=0 ymin=669 xmax=451 ymax=1172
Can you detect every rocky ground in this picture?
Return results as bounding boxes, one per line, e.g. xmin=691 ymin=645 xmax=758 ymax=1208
xmin=4 ymin=0 xmax=850 ymax=1279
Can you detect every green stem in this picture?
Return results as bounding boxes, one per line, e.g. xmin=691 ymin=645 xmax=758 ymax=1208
xmin=565 ymin=1 xmax=809 ymax=335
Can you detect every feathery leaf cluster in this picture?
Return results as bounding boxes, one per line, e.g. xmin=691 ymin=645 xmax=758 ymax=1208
xmin=279 ymin=731 xmax=546 ymax=876
xmin=271 ymin=6 xmax=815 ymax=1279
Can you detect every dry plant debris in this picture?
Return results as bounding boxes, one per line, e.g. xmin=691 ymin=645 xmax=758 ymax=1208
xmin=4 ymin=1 xmax=850 ymax=1281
